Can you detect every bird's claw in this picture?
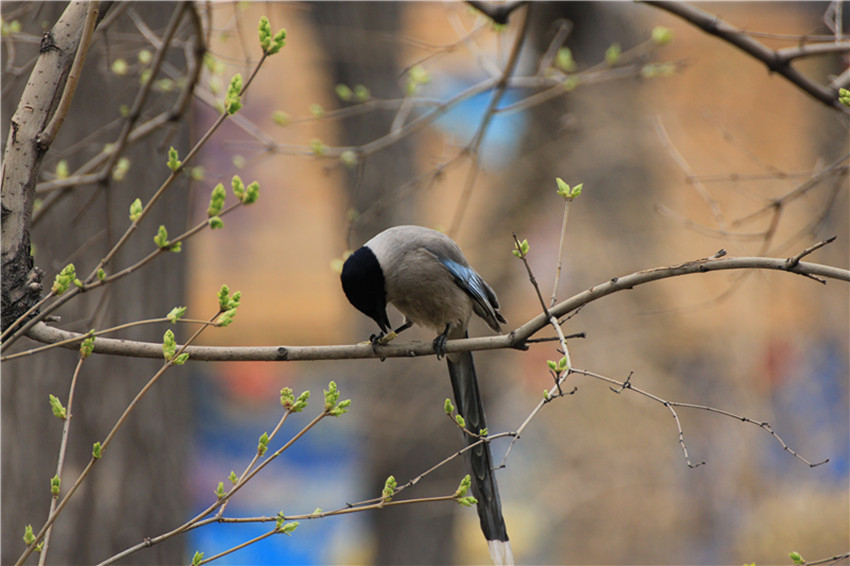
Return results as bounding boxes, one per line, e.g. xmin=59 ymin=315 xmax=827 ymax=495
xmin=432 ymin=333 xmax=448 ymax=360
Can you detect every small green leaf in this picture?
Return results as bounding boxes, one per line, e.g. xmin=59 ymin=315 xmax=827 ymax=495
xmin=272 ymin=110 xmax=291 ymax=126
xmin=457 ymin=495 xmax=478 ymax=507
xmin=173 ymin=352 xmax=190 ymax=365
xmin=79 ymin=332 xmax=95 ymax=359
xmin=207 ymin=183 xmax=226 ymax=217
xmin=216 ymin=308 xmax=237 ymax=327
xmin=166 ymin=146 xmax=181 ymax=172
xmin=112 ymin=157 xmax=131 ymax=181
xmin=228 ymin=470 xmax=238 ymax=484
xmin=51 ymin=264 xmax=76 ymax=296
xmin=242 ymin=181 xmax=259 ymax=204
xmin=340 ymin=150 xmax=358 ymax=168
xmin=512 ymin=238 xmax=529 ymax=258
xmin=225 ymin=74 xmax=243 ymax=115
xmin=111 ymin=58 xmax=128 ymax=75
xmin=444 ymin=398 xmax=455 ymax=415
xmin=555 ymin=47 xmax=577 ymax=72
xmin=277 ymin=520 xmax=299 ymax=535
xmin=455 ymin=474 xmax=471 ymax=498
xmin=310 ymin=138 xmax=326 ymax=156
xmin=56 ymin=159 xmax=69 ymax=179
xmin=231 ymin=175 xmax=245 ymax=200
xmin=92 ymin=441 xmax=103 ymax=459
xmin=547 ymin=360 xmax=558 ymax=371
xmin=651 ymin=25 xmax=673 ymax=46
xmin=839 ymin=87 xmax=850 ymax=107
xmin=335 ymin=84 xmax=353 ymax=101
xmin=258 ymin=15 xmax=272 ymax=51
xmin=353 ymin=84 xmax=370 ymax=102
xmin=218 ymin=285 xmax=231 ymax=310
xmin=138 ymin=49 xmax=152 ymax=65
xmin=323 ymin=381 xmax=351 ymax=416
xmin=455 ymin=414 xmax=466 ymax=428
xmin=215 ymin=481 xmax=226 ymax=500
xmin=129 ymin=198 xmax=143 ymax=222
xmin=209 ymin=216 xmax=224 ymax=230
xmin=382 ymin=475 xmax=397 ymax=501
xmin=605 ymin=43 xmax=621 ymax=66
xmin=258 ymin=432 xmax=270 ymax=456
xmin=50 ymin=475 xmax=61 ymax=496
xmin=479 ymin=428 xmax=488 ymax=437
xmin=269 ymin=28 xmax=287 ymax=55
xmin=167 ymin=306 xmax=186 ymax=324
xmin=788 ymin=552 xmax=804 ymax=565
xmin=192 ymin=551 xmax=204 ymax=566
xmin=23 ymin=524 xmax=35 ymax=546
xmin=49 ymin=394 xmax=66 ymax=420
xmin=162 ymin=329 xmax=176 ymax=361
xmin=96 ymin=268 xmax=106 ymax=281
xmin=154 ymin=225 xmax=169 ymax=249
xmin=281 ymin=388 xmax=310 ymax=412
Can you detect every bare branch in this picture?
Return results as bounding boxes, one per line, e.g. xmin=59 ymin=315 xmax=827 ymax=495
xmin=16 ymin=252 xmax=848 ymax=362
xmin=643 ymin=1 xmax=847 ymax=111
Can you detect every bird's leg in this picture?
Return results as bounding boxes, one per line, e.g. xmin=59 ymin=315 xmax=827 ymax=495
xmin=393 ymin=319 xmax=413 ymax=336
xmin=432 ymin=323 xmax=451 ymax=360
xmin=370 ymin=318 xmax=413 ymax=347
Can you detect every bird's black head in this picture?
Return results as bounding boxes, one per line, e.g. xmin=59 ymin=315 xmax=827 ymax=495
xmin=340 ymin=245 xmax=391 ymax=333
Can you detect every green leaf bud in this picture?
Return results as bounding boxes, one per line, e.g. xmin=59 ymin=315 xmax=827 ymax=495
xmin=166 ymin=146 xmax=181 ymax=172
xmin=272 ymin=110 xmax=291 ymax=126
xmin=382 ymin=475 xmax=397 ymax=501
xmin=167 ymin=306 xmax=187 ymax=324
xmin=215 ymin=481 xmax=225 ymax=500
xmin=258 ymin=432 xmax=269 ymax=456
xmin=111 ymin=58 xmax=128 ymax=75
xmin=277 ymin=520 xmax=299 ymax=535
xmin=228 ymin=470 xmax=238 ymax=484
xmin=340 ymin=150 xmax=358 ymax=168
xmin=444 ymin=398 xmax=454 ymax=415
xmin=231 ymin=175 xmax=245 ymax=200
xmin=51 ymin=475 xmax=61 ymax=496
xmin=209 ymin=216 xmax=224 ymax=230
xmin=23 ymin=524 xmax=35 ymax=546
xmin=192 ymin=551 xmax=204 ymax=566
xmin=153 ymin=225 xmax=169 ymax=249
xmin=335 ymin=84 xmax=353 ymax=101
xmin=92 ymin=441 xmax=103 ymax=459
xmin=605 ymin=43 xmax=621 ymax=66
xmin=455 ymin=474 xmax=471 ymax=497
xmin=353 ymin=84 xmax=370 ymax=102
xmin=51 ymin=264 xmax=76 ymax=296
xmin=79 ymin=332 xmax=95 ymax=359
xmin=455 ymin=414 xmax=466 ymax=428
xmin=555 ymin=47 xmax=577 ymax=72
xmin=309 ymin=103 xmax=324 ymax=118
xmin=129 ymin=198 xmax=143 ymax=222
xmin=56 ymin=159 xmax=69 ymax=179
xmin=218 ymin=285 xmax=231 ymax=310
xmin=49 ymin=394 xmax=67 ymax=420
xmin=651 ymin=25 xmax=673 ymax=46
xmin=225 ymin=74 xmax=243 ymax=115
xmin=113 ymin=156 xmax=131 ymax=181
xmin=207 ymin=183 xmax=226 ymax=217
xmin=243 ymin=181 xmax=259 ymax=204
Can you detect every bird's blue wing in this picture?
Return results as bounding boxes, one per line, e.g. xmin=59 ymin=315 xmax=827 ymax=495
xmin=437 ymin=257 xmax=503 ymax=330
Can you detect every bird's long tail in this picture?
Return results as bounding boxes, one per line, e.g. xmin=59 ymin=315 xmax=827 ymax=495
xmin=447 ymin=340 xmax=513 ymax=566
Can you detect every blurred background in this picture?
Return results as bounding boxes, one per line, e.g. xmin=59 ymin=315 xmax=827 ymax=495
xmin=2 ymin=2 xmax=848 ymax=565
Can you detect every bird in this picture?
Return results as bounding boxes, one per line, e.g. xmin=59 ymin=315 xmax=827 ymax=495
xmin=340 ymin=225 xmax=513 ymax=565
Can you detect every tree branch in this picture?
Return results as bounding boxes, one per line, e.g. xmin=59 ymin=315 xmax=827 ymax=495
xmin=17 ymin=253 xmax=848 ymax=362
xmin=643 ymin=1 xmax=847 ymax=111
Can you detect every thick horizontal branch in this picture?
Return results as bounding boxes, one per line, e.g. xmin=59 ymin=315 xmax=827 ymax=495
xmin=19 ymin=254 xmax=848 ymax=362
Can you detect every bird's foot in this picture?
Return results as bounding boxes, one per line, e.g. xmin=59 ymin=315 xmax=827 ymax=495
xmin=432 ymin=324 xmax=451 ymax=360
